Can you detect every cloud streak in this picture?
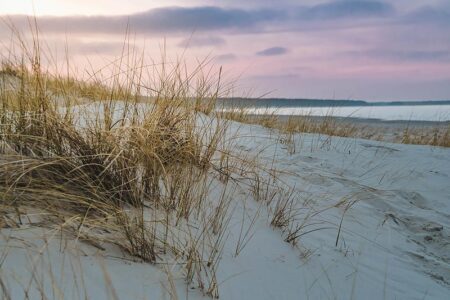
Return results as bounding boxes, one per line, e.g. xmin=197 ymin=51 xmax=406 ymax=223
xmin=6 ymin=6 xmax=284 ymax=35
xmin=2 ymin=1 xmax=399 ymax=36
xmin=297 ymin=1 xmax=394 ymax=20
xmin=256 ymin=47 xmax=288 ymax=56
xmin=403 ymin=5 xmax=450 ymax=27
xmin=3 ymin=2 xmax=448 ymax=37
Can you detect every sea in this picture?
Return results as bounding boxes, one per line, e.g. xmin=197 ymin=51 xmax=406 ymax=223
xmin=245 ymin=105 xmax=450 ymax=122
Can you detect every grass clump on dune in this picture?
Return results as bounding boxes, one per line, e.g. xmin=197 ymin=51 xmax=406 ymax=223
xmin=0 ymin=26 xmax=238 ymax=298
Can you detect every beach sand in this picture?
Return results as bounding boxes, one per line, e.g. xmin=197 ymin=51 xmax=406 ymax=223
xmin=1 ymin=105 xmax=449 ymax=299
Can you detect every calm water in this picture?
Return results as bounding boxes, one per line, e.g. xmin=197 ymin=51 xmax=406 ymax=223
xmin=245 ymin=105 xmax=450 ymax=122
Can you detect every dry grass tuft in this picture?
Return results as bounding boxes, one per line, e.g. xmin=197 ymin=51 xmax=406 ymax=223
xmin=0 ymin=23 xmax=241 ymax=298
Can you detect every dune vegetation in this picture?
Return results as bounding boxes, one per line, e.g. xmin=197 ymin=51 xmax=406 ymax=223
xmin=220 ymin=108 xmax=450 ymax=148
xmin=0 ymin=24 xmax=236 ymax=298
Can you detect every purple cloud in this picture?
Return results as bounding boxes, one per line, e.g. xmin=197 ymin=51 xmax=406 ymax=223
xmin=4 ymin=6 xmax=285 ymax=35
xmin=256 ymin=47 xmax=288 ymax=56
xmin=1 ymin=2 xmax=397 ymax=36
xmin=298 ymin=1 xmax=395 ymax=20
xmin=404 ymin=5 xmax=450 ymax=27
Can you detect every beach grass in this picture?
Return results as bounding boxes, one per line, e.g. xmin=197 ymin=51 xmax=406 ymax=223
xmin=221 ymin=109 xmax=450 ymax=147
xmin=0 ymin=23 xmax=242 ymax=298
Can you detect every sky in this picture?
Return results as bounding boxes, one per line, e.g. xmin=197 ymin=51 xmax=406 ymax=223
xmin=0 ymin=0 xmax=449 ymax=101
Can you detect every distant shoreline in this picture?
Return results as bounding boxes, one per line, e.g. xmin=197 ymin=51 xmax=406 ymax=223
xmin=217 ymin=98 xmax=450 ymax=108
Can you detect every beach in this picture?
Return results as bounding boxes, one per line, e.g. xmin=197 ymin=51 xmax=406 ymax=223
xmin=1 ymin=101 xmax=449 ymax=299
xmin=1 ymin=5 xmax=449 ymax=296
